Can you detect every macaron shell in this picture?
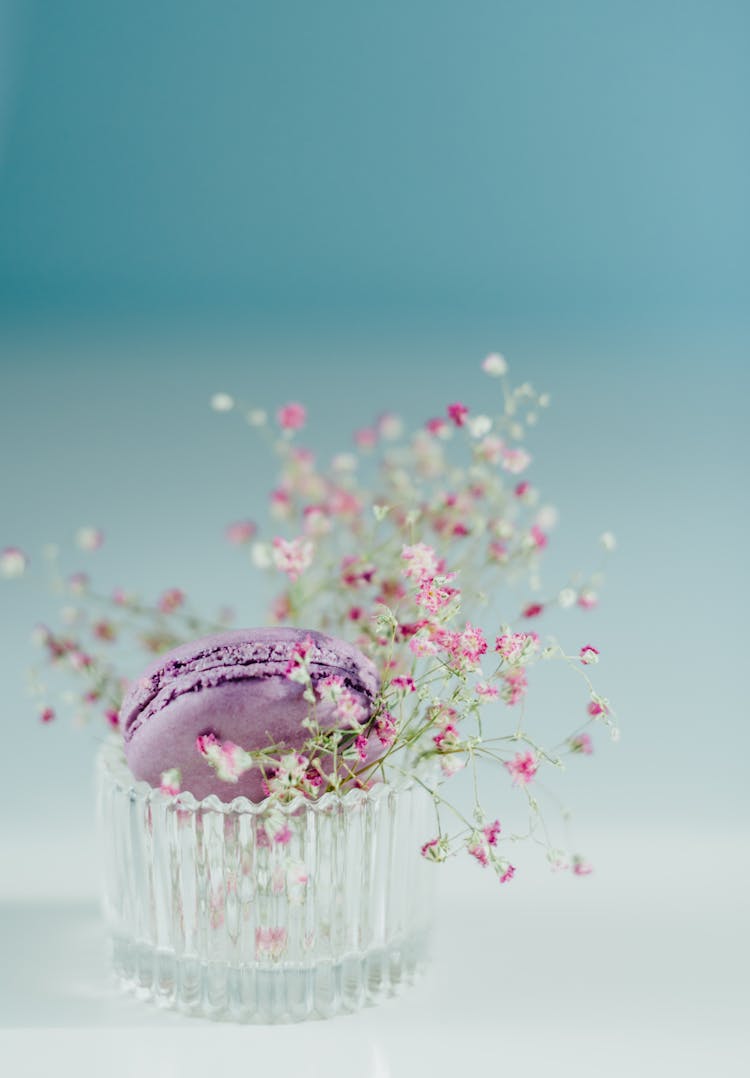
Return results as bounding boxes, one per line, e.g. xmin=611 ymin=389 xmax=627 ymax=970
xmin=121 ymin=627 xmax=378 ymax=739
xmin=124 ymin=675 xmax=378 ymax=802
xmin=121 ymin=627 xmax=381 ymax=802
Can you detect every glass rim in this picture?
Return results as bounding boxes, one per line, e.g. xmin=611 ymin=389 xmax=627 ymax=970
xmin=97 ymin=736 xmax=421 ymax=818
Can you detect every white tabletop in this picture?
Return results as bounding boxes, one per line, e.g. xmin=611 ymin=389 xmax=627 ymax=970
xmin=1 ymin=828 xmax=747 ymax=1078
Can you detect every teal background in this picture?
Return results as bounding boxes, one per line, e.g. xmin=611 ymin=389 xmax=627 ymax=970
xmin=0 ymin=2 xmax=748 ymax=875
xmin=0 ymin=0 xmax=748 ymax=323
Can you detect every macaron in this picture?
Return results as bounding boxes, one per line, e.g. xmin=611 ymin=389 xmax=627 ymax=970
xmin=121 ymin=627 xmax=380 ymax=802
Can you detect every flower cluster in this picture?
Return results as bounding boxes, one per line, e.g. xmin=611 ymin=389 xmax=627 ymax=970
xmin=5 ymin=352 xmax=617 ymax=887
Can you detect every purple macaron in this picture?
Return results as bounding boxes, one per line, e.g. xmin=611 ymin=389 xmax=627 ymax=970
xmin=121 ymin=627 xmax=380 ymax=802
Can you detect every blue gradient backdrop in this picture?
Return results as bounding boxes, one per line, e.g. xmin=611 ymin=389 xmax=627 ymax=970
xmin=0 ymin=2 xmax=748 ymax=871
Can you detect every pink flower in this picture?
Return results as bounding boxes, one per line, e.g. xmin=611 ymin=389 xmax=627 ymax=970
xmin=483 ymin=819 xmax=501 ymax=846
xmin=420 ymin=837 xmax=448 ymax=862
xmin=433 ymin=723 xmax=459 ymax=750
xmin=515 ymin=481 xmax=530 ymax=498
xmin=390 ymin=675 xmax=416 ymax=693
xmin=401 ymin=542 xmax=440 ymax=582
xmin=354 ymin=427 xmax=377 ymax=449
xmin=105 ymin=709 xmax=120 ymax=729
xmin=262 ymin=752 xmax=316 ymax=800
xmin=317 ymin=673 xmax=345 ymax=702
xmin=271 ymin=536 xmax=314 ymax=582
xmin=455 ymin=622 xmax=488 ymax=669
xmin=570 ymin=732 xmax=593 ymax=754
xmin=284 ymin=634 xmax=315 ymax=682
xmin=270 ymin=488 xmax=292 ymax=517
xmin=488 ymin=539 xmax=509 ymax=563
xmin=495 ymin=631 xmax=537 ymax=663
xmin=425 ymin=417 xmax=449 ymax=437
xmin=196 ymin=733 xmax=253 ymax=783
xmin=158 ymin=588 xmax=185 ymax=614
xmin=375 ymin=710 xmax=397 ymax=747
xmin=476 ymin=435 xmax=504 ymax=464
xmin=409 ymin=631 xmax=438 ymax=658
xmin=340 ymin=555 xmax=376 ymax=588
xmin=577 ymin=589 xmax=598 ymax=610
xmin=499 ymin=864 xmax=516 ymax=884
xmin=580 ymin=645 xmax=599 ymax=665
xmin=501 ymin=447 xmax=531 ymax=474
xmin=354 ymin=734 xmax=369 ymax=761
xmin=415 ymin=576 xmax=459 ymax=614
xmin=522 ymin=602 xmax=544 ymax=618
xmin=468 ymin=840 xmax=489 ymax=867
xmin=40 ymin=707 xmax=55 ymax=724
xmin=255 ymin=926 xmax=288 ymax=959
xmin=225 ymin=520 xmax=257 ymax=545
xmin=327 ymin=487 xmax=362 ymax=518
xmin=69 ymin=650 xmax=92 ymax=671
xmin=377 ymin=412 xmax=403 ymax=440
xmin=530 ymin=525 xmax=547 ymax=549
xmin=335 ymin=689 xmax=367 ymax=728
xmin=93 ymin=620 xmax=116 ymax=642
xmin=0 ymin=547 xmax=28 ymax=578
xmin=447 ymin=402 xmax=469 ymax=427
xmin=302 ymin=505 xmax=331 ymax=537
xmin=572 ymin=855 xmax=593 ymax=877
xmin=272 ymin=822 xmax=292 ymax=846
xmin=159 ymin=768 xmax=181 ymax=796
xmin=277 ymin=402 xmax=306 ymax=431
xmin=475 ymin=681 xmax=499 ymax=699
xmin=501 ymin=666 xmax=527 ymax=705
xmin=505 ymin=751 xmax=538 ymax=785
xmin=588 ymin=698 xmax=608 ymax=717
xmin=347 ymin=605 xmax=364 ymax=622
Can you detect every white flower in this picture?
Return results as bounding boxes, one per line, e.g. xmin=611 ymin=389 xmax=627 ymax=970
xmin=467 ymin=414 xmax=492 ymax=439
xmin=536 ymin=505 xmax=558 ymax=530
xmin=251 ymin=541 xmax=272 ymax=569
xmin=30 ymin=625 xmax=49 ymax=647
xmin=246 ymin=408 xmax=266 ymax=426
xmin=331 ymin=453 xmax=357 ymax=472
xmin=538 ymin=393 xmax=551 ymax=408
xmin=600 ymin=531 xmax=617 ymax=552
xmin=440 ymin=755 xmax=466 ymax=778
xmin=0 ymin=547 xmax=28 ymax=578
xmin=75 ymin=526 xmax=103 ymax=551
xmin=378 ymin=413 xmax=403 ymax=440
xmin=558 ymin=587 xmax=577 ymax=609
xmin=210 ymin=392 xmax=234 ymax=412
xmin=481 ymin=352 xmax=508 ymax=376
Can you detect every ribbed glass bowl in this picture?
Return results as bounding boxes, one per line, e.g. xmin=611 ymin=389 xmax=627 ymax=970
xmin=96 ymin=738 xmax=436 ymax=1022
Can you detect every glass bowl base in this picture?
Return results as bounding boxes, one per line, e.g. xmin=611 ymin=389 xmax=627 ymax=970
xmin=110 ymin=930 xmax=431 ymax=1023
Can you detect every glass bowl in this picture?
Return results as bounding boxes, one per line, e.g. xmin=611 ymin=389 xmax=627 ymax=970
xmin=95 ymin=738 xmax=436 ymax=1022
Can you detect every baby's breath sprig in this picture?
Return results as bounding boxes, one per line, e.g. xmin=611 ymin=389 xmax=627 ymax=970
xmin=3 ymin=351 xmax=617 ymax=887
